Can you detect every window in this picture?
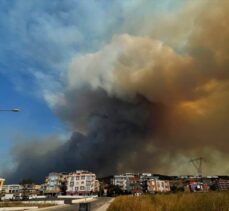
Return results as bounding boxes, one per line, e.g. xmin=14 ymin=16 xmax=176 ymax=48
xmin=70 ymin=182 xmax=74 ymax=187
xmin=86 ymin=176 xmax=91 ymax=180
xmin=75 ymin=187 xmax=78 ymax=191
xmin=81 ymin=176 xmax=85 ymax=180
xmin=76 ymin=176 xmax=80 ymax=180
xmin=80 ymin=186 xmax=85 ymax=190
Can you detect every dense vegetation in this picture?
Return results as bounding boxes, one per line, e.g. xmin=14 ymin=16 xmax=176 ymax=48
xmin=108 ymin=192 xmax=229 ymax=211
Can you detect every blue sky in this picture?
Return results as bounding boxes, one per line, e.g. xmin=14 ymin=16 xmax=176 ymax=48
xmin=0 ymin=0 xmax=185 ymax=174
xmin=0 ymin=73 xmax=65 ymax=168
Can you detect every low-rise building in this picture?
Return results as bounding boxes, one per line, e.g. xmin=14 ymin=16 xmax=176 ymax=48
xmin=21 ymin=184 xmax=42 ymax=196
xmin=2 ymin=184 xmax=23 ymax=194
xmin=147 ymin=179 xmax=170 ymax=193
xmin=66 ymin=170 xmax=99 ymax=195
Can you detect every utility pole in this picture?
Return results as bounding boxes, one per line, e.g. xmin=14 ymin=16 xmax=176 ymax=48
xmin=190 ymin=157 xmax=204 ymax=177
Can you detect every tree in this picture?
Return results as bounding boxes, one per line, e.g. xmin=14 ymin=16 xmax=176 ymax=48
xmin=60 ymin=181 xmax=67 ymax=195
xmin=19 ymin=178 xmax=35 ymax=185
xmin=107 ymin=185 xmax=123 ymax=196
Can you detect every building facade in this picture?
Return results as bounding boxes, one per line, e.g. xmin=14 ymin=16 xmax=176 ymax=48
xmin=147 ymin=179 xmax=170 ymax=193
xmin=112 ymin=173 xmax=136 ymax=191
xmin=22 ymin=184 xmax=42 ymax=196
xmin=2 ymin=184 xmax=23 ymax=194
xmin=66 ymin=170 xmax=99 ymax=195
xmin=126 ymin=176 xmax=143 ymax=194
xmin=216 ymin=179 xmax=229 ymax=191
xmin=140 ymin=173 xmax=159 ymax=192
xmin=45 ymin=172 xmax=68 ymax=195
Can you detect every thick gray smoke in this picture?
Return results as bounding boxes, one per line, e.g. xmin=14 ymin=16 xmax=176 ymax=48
xmin=4 ymin=0 xmax=229 ymax=183
xmin=6 ymin=88 xmax=165 ymax=183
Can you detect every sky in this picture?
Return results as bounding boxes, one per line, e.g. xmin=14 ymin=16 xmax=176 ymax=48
xmin=0 ymin=0 xmax=126 ymax=169
xmin=0 ymin=0 xmax=229 ymax=182
xmin=0 ymin=0 xmax=177 ymax=172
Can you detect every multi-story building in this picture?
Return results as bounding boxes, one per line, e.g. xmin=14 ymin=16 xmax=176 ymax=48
xmin=140 ymin=173 xmax=159 ymax=192
xmin=126 ymin=176 xmax=142 ymax=194
xmin=44 ymin=172 xmax=68 ymax=196
xmin=66 ymin=170 xmax=99 ymax=195
xmin=0 ymin=178 xmax=5 ymax=192
xmin=147 ymin=179 xmax=170 ymax=193
xmin=112 ymin=175 xmax=127 ymax=191
xmin=2 ymin=184 xmax=23 ymax=194
xmin=112 ymin=173 xmax=136 ymax=191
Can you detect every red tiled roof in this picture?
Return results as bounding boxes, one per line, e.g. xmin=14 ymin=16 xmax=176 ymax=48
xmin=128 ymin=177 xmax=139 ymax=181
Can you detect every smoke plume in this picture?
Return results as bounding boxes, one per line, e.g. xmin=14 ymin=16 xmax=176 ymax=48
xmin=5 ymin=0 xmax=229 ymax=182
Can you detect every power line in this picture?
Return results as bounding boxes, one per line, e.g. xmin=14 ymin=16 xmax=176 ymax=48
xmin=190 ymin=157 xmax=204 ymax=176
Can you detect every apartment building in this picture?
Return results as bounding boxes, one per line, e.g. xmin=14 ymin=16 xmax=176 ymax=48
xmin=147 ymin=179 xmax=170 ymax=193
xmin=66 ymin=170 xmax=99 ymax=195
xmin=112 ymin=173 xmax=136 ymax=191
xmin=45 ymin=172 xmax=68 ymax=195
xmin=126 ymin=176 xmax=143 ymax=194
xmin=140 ymin=173 xmax=159 ymax=192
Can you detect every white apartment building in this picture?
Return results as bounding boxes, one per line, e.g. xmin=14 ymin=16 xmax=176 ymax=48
xmin=66 ymin=170 xmax=99 ymax=195
xmin=147 ymin=179 xmax=170 ymax=193
xmin=112 ymin=173 xmax=135 ymax=191
xmin=0 ymin=178 xmax=5 ymax=192
xmin=2 ymin=184 xmax=23 ymax=194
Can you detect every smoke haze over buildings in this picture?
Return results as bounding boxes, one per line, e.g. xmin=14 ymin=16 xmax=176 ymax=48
xmin=3 ymin=0 xmax=229 ymax=182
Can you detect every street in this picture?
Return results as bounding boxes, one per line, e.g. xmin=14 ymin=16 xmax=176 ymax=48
xmin=41 ymin=197 xmax=113 ymax=211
